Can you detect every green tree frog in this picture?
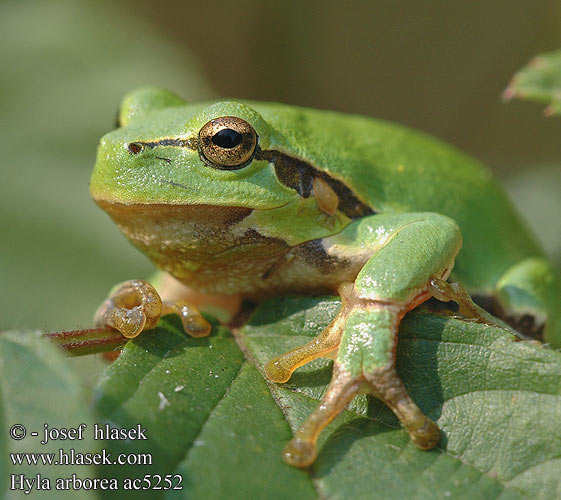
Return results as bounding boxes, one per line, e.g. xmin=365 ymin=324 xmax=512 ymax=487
xmin=90 ymin=87 xmax=561 ymax=468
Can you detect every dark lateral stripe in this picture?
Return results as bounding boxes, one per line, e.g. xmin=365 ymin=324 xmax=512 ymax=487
xmin=137 ymin=138 xmax=197 ymax=150
xmin=256 ymin=148 xmax=374 ymax=219
xmin=125 ymin=138 xmax=373 ymax=219
xmin=295 ymin=238 xmax=350 ymax=274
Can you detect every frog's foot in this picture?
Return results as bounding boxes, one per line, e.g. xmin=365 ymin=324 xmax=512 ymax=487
xmin=95 ymin=280 xmax=211 ymax=338
xmin=282 ymin=364 xmax=361 ymax=468
xmin=274 ymin=213 xmax=463 ymax=466
xmin=281 ymin=368 xmax=439 ymax=468
xmin=493 ymin=257 xmax=561 ymax=346
xmin=94 ymin=280 xmax=161 ymax=338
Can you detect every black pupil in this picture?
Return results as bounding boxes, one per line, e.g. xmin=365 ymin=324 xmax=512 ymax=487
xmin=212 ymin=128 xmax=243 ymax=149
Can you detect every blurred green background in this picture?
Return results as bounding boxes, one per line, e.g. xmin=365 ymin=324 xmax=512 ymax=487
xmin=1 ymin=0 xmax=560 ymax=332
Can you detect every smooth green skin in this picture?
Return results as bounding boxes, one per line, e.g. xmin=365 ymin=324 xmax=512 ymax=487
xmin=327 ymin=211 xmax=462 ymax=378
xmin=91 ymin=87 xmax=561 ymax=355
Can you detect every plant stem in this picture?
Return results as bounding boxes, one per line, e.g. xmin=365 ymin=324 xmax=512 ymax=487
xmin=44 ymin=327 xmax=126 ymax=356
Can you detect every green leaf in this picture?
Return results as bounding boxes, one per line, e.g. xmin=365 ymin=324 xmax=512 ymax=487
xmin=93 ymin=297 xmax=561 ymax=499
xmin=505 ymin=49 xmax=561 ymax=116
xmin=93 ymin=316 xmax=314 ymax=500
xmin=0 ymin=331 xmax=98 ymax=499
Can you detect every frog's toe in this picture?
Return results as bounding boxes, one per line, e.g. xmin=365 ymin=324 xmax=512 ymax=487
xmin=264 ymin=357 xmax=292 ymax=383
xmin=161 ymin=301 xmax=211 ymax=338
xmin=282 ymin=438 xmax=317 ymax=468
xmin=109 ymin=307 xmax=147 ymax=338
xmin=95 ymin=300 xmax=151 ymax=339
xmin=181 ymin=314 xmax=212 ymax=337
xmin=407 ymin=416 xmax=441 ymax=450
xmin=363 ymin=365 xmax=441 ymax=451
xmin=429 ymin=277 xmax=519 ymax=337
xmin=94 ymin=280 xmax=163 ymax=338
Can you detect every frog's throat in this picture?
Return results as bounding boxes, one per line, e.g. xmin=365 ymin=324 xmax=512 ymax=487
xmin=94 ymin=201 xmax=263 ymax=266
xmin=94 ymin=200 xmax=360 ymax=296
xmin=94 ymin=199 xmax=289 ymax=283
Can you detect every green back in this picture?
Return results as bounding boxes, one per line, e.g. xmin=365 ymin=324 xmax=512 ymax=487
xmin=246 ymin=102 xmax=542 ymax=290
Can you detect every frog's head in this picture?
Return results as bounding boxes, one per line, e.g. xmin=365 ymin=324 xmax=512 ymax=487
xmin=90 ymin=87 xmax=298 ymax=211
xmin=91 ymin=88 xmax=358 ymax=284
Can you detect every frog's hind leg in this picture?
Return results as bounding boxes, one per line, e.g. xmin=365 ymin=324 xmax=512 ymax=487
xmin=493 ymin=257 xmax=561 ymax=346
xmin=428 ymin=277 xmax=519 ymax=335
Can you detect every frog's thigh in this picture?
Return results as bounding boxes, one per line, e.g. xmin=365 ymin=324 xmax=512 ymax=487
xmin=494 ymin=257 xmax=561 ymax=347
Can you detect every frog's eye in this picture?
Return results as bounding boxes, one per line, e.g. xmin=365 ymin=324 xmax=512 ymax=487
xmin=198 ymin=117 xmax=258 ymax=170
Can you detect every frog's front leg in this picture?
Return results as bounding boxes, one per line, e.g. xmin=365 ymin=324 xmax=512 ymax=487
xmin=264 ymin=288 xmax=350 ymax=383
xmin=94 ymin=279 xmax=211 ymax=338
xmin=281 ymin=293 xmax=441 ymax=468
xmin=268 ymin=213 xmax=463 ymax=467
